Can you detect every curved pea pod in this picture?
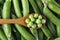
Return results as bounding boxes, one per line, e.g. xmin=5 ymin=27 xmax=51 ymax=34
xmin=0 ymin=29 xmax=8 ymax=40
xmin=43 ymin=6 xmax=60 ymax=27
xmin=48 ymin=2 xmax=60 ymax=15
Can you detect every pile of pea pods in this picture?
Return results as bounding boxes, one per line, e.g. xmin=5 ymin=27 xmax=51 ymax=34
xmin=0 ymin=0 xmax=60 ymax=40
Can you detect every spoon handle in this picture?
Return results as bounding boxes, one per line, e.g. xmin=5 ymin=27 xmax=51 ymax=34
xmin=0 ymin=19 xmax=19 ymax=24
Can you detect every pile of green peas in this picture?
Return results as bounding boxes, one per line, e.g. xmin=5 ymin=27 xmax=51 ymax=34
xmin=25 ymin=13 xmax=46 ymax=28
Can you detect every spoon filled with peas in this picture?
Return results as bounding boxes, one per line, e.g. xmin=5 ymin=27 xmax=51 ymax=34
xmin=0 ymin=13 xmax=46 ymax=29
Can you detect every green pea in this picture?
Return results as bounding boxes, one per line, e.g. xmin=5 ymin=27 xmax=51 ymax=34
xmin=37 ymin=24 xmax=42 ymax=28
xmin=25 ymin=18 xmax=30 ymax=23
xmin=29 ymin=14 xmax=34 ymax=19
xmin=30 ymin=17 xmax=35 ymax=22
xmin=34 ymin=13 xmax=39 ymax=18
xmin=32 ymin=24 xmax=37 ymax=28
xmin=28 ymin=21 xmax=33 ymax=26
xmin=36 ymin=19 xmax=41 ymax=24
xmin=38 ymin=15 xmax=42 ymax=19
xmin=42 ymin=19 xmax=46 ymax=24
xmin=27 ymin=24 xmax=30 ymax=27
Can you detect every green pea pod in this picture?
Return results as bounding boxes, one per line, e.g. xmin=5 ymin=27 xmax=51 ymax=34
xmin=52 ymin=0 xmax=60 ymax=8
xmin=43 ymin=6 xmax=60 ymax=27
xmin=13 ymin=27 xmax=21 ymax=40
xmin=21 ymin=36 xmax=26 ymax=40
xmin=41 ymin=26 xmax=52 ymax=38
xmin=2 ymin=0 xmax=13 ymax=40
xmin=0 ymin=29 xmax=8 ymax=40
xmin=47 ymin=21 xmax=56 ymax=36
xmin=21 ymin=0 xmax=29 ymax=16
xmin=36 ymin=0 xmax=43 ymax=13
xmin=38 ymin=30 xmax=44 ymax=40
xmin=30 ymin=28 xmax=38 ymax=40
xmin=29 ymin=0 xmax=39 ymax=13
xmin=13 ymin=0 xmax=22 ymax=18
xmin=45 ymin=0 xmax=60 ymax=8
xmin=57 ymin=26 xmax=60 ymax=37
xmin=54 ymin=37 xmax=60 ymax=40
xmin=48 ymin=2 xmax=60 ymax=15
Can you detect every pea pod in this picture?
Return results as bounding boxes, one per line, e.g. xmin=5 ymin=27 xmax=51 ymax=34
xmin=2 ymin=0 xmax=13 ymax=40
xmin=48 ymin=2 xmax=60 ymax=15
xmin=21 ymin=36 xmax=26 ymax=40
xmin=13 ymin=0 xmax=22 ymax=18
xmin=56 ymin=26 xmax=60 ymax=37
xmin=21 ymin=0 xmax=29 ymax=16
xmin=45 ymin=0 xmax=60 ymax=8
xmin=43 ymin=6 xmax=60 ymax=27
xmin=30 ymin=28 xmax=38 ymax=40
xmin=0 ymin=28 xmax=8 ymax=40
xmin=47 ymin=21 xmax=56 ymax=36
xmin=29 ymin=0 xmax=39 ymax=13
xmin=54 ymin=37 xmax=60 ymax=40
xmin=41 ymin=26 xmax=52 ymax=38
xmin=38 ymin=30 xmax=44 ymax=40
xmin=36 ymin=0 xmax=43 ymax=13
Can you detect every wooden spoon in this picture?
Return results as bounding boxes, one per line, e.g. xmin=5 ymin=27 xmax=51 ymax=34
xmin=0 ymin=14 xmax=46 ymax=28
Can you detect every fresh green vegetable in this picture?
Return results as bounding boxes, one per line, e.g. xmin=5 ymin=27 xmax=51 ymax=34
xmin=29 ymin=0 xmax=39 ymax=13
xmin=13 ymin=0 xmax=22 ymax=18
xmin=42 ymin=19 xmax=46 ymax=24
xmin=48 ymin=2 xmax=60 ymax=15
xmin=32 ymin=24 xmax=37 ymax=28
xmin=0 ymin=29 xmax=8 ymax=40
xmin=47 ymin=21 xmax=56 ymax=36
xmin=29 ymin=15 xmax=34 ymax=19
xmin=28 ymin=21 xmax=33 ymax=27
xmin=30 ymin=28 xmax=38 ymax=40
xmin=36 ymin=19 xmax=41 ymax=24
xmin=21 ymin=0 xmax=29 ymax=16
xmin=54 ymin=37 xmax=60 ymax=40
xmin=2 ymin=0 xmax=12 ymax=40
xmin=38 ymin=24 xmax=42 ymax=28
xmin=34 ymin=13 xmax=39 ymax=18
xmin=38 ymin=15 xmax=42 ymax=19
xmin=30 ymin=18 xmax=35 ymax=22
xmin=43 ymin=5 xmax=60 ymax=27
xmin=41 ymin=26 xmax=52 ymax=38
xmin=38 ymin=30 xmax=44 ymax=40
xmin=25 ymin=18 xmax=30 ymax=23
